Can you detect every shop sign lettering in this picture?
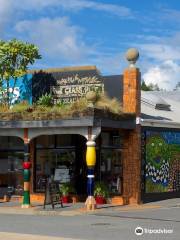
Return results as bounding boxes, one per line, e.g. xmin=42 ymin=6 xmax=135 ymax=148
xmin=51 ymin=74 xmax=104 ymax=103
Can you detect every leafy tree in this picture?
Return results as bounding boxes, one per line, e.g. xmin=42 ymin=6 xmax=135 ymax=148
xmin=141 ymin=81 xmax=151 ymax=91
xmin=141 ymin=80 xmax=160 ymax=91
xmin=0 ymin=39 xmax=41 ymax=107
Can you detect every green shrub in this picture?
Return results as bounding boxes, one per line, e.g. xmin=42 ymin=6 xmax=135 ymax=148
xmin=37 ymin=93 xmax=53 ymax=107
xmin=56 ymin=101 xmax=66 ymax=108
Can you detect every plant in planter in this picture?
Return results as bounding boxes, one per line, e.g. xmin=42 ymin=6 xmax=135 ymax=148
xmin=94 ymin=182 xmax=109 ymax=204
xmin=59 ymin=183 xmax=75 ymax=203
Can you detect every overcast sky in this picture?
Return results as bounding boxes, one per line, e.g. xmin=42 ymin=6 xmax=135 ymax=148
xmin=0 ymin=0 xmax=180 ymax=90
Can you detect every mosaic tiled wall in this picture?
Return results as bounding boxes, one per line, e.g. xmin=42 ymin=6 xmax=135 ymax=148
xmin=142 ymin=130 xmax=180 ymax=193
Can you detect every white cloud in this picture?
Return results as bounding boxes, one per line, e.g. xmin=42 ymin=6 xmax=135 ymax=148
xmin=139 ymin=43 xmax=180 ymax=62
xmin=0 ymin=0 xmax=133 ymax=57
xmin=136 ymin=32 xmax=180 ymax=90
xmin=0 ymin=0 xmax=132 ymax=20
xmin=143 ymin=60 xmax=180 ymax=90
xmin=0 ymin=0 xmax=12 ymax=33
xmin=17 ymin=0 xmax=132 ymax=17
xmin=15 ymin=17 xmax=93 ymax=62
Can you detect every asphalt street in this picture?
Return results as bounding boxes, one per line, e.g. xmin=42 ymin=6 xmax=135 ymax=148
xmin=0 ymin=204 xmax=179 ymax=240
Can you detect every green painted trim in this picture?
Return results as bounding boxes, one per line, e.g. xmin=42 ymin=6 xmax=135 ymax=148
xmin=23 ymin=191 xmax=30 ymax=205
xmin=23 ymin=169 xmax=30 ymax=181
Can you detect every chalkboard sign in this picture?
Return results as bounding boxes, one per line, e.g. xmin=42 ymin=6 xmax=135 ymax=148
xmin=43 ymin=179 xmax=63 ymax=209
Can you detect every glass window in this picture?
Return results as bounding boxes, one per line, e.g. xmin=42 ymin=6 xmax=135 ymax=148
xmin=112 ymin=136 xmax=122 ymax=147
xmin=0 ymin=151 xmax=23 ymax=195
xmin=0 ymin=137 xmax=8 ymax=149
xmin=35 ymin=149 xmax=76 ymax=192
xmin=0 ymin=137 xmax=23 ymax=150
xmin=100 ymin=149 xmax=122 ymax=195
xmin=101 ymin=132 xmax=122 ymax=147
xmin=8 ymin=137 xmax=24 ymax=150
xmin=56 ymin=135 xmax=72 ymax=147
xmin=36 ymin=135 xmax=55 ymax=148
xmin=101 ymin=132 xmax=110 ymax=146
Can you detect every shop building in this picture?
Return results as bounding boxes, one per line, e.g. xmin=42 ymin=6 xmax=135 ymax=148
xmin=0 ymin=49 xmax=179 ymax=207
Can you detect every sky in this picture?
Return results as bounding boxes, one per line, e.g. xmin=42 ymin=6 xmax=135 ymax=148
xmin=0 ymin=0 xmax=180 ymax=90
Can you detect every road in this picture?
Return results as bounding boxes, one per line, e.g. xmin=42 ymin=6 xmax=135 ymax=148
xmin=0 ymin=204 xmax=179 ymax=240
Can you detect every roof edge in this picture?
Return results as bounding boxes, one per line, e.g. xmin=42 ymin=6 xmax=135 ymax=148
xmin=27 ymin=65 xmax=99 ymax=74
xmin=141 ymin=119 xmax=180 ymax=129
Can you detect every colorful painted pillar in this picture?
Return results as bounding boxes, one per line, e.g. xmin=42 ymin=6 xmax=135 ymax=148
xmin=22 ymin=129 xmax=31 ymax=208
xmin=85 ymin=140 xmax=96 ymax=210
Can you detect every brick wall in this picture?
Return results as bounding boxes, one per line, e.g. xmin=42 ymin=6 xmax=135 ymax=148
xmin=122 ymin=128 xmax=141 ymax=204
xmin=122 ymin=67 xmax=141 ymax=204
xmin=123 ymin=68 xmax=141 ymax=115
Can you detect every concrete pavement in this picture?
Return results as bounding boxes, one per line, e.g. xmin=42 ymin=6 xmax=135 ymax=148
xmin=0 ymin=232 xmax=79 ymax=240
xmin=0 ymin=198 xmax=179 ymax=239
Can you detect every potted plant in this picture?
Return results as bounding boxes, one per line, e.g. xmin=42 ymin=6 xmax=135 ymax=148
xmin=94 ymin=182 xmax=109 ymax=204
xmin=60 ymin=183 xmax=75 ymax=203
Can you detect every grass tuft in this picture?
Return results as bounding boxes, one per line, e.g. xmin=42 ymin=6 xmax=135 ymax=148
xmin=0 ymin=92 xmax=124 ymax=120
xmin=95 ymin=92 xmax=122 ymax=114
xmin=10 ymin=101 xmax=30 ymax=113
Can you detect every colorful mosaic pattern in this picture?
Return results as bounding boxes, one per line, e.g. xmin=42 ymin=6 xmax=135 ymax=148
xmin=144 ymin=131 xmax=180 ymax=193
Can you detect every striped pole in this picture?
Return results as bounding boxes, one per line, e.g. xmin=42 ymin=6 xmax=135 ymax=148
xmin=85 ymin=140 xmax=96 ymax=210
xmin=22 ymin=129 xmax=31 ymax=208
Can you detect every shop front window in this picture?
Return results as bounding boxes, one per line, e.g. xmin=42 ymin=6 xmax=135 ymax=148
xmin=35 ymin=135 xmax=76 ymax=192
xmin=56 ymin=135 xmax=72 ymax=147
xmin=36 ymin=135 xmax=55 ymax=148
xmin=100 ymin=131 xmax=123 ymax=195
xmin=0 ymin=136 xmax=24 ymax=196
xmin=0 ymin=136 xmax=24 ymax=150
xmin=100 ymin=149 xmax=122 ymax=195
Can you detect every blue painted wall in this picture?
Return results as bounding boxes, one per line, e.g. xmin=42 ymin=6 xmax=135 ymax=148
xmin=2 ymin=74 xmax=33 ymax=104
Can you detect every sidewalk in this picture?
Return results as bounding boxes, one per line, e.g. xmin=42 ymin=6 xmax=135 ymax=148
xmin=0 ymin=232 xmax=78 ymax=240
xmin=0 ymin=201 xmax=86 ymax=216
xmin=0 ymin=198 xmax=179 ymax=216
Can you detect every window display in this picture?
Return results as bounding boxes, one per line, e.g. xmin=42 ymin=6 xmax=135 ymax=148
xmin=35 ymin=148 xmax=76 ymax=192
xmin=100 ymin=131 xmax=123 ymax=195
xmin=100 ymin=149 xmax=122 ymax=194
xmin=34 ymin=133 xmax=123 ymax=195
xmin=0 ymin=151 xmax=24 ymax=195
